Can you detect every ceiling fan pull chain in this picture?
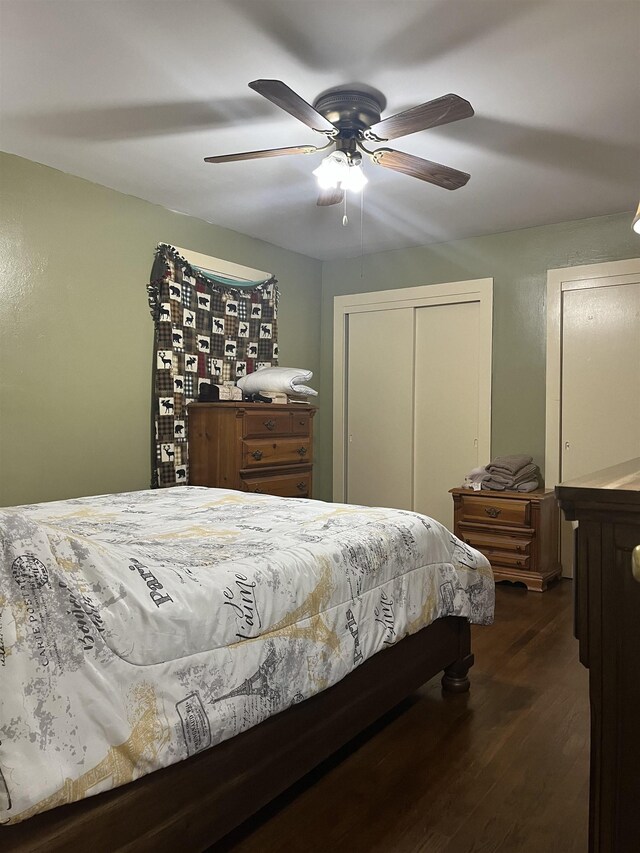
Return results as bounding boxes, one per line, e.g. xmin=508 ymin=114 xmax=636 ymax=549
xmin=360 ymin=188 xmax=365 ymax=278
xmin=342 ymin=192 xmax=348 ymax=226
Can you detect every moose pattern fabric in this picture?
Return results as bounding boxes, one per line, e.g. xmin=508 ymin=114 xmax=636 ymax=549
xmin=148 ymin=245 xmax=279 ymax=488
xmin=0 ymin=487 xmax=494 ymax=824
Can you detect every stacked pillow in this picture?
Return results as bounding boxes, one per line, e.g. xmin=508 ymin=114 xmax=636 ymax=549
xmin=237 ymin=366 xmax=318 ymax=397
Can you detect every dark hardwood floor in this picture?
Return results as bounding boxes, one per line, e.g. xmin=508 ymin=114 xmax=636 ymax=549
xmin=210 ymin=580 xmax=589 ymax=853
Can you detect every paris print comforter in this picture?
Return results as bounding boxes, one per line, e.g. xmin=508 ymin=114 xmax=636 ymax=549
xmin=0 ymin=486 xmax=494 ymax=823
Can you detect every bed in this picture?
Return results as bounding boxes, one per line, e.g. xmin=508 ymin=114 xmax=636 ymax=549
xmin=0 ymin=486 xmax=494 ymax=851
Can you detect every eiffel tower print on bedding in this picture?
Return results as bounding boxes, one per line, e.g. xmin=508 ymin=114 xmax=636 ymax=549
xmin=0 ymin=486 xmax=494 ymax=824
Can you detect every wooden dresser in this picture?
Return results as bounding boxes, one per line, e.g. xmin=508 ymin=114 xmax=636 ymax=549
xmin=450 ymin=487 xmax=561 ymax=591
xmin=188 ymin=402 xmax=317 ymax=498
xmin=556 ymin=459 xmax=640 ymax=853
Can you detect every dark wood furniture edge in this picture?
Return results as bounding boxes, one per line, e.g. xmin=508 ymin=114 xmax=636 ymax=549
xmin=556 ymin=458 xmax=640 ymax=853
xmin=2 ymin=616 xmax=471 ymax=853
xmin=555 ymin=457 xmax=640 ymax=521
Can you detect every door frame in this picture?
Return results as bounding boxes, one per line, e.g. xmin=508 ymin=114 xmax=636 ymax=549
xmin=333 ymin=278 xmax=493 ymax=502
xmin=545 ymin=258 xmax=640 ymax=488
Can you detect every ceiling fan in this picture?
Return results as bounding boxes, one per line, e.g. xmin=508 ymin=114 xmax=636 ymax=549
xmin=204 ymin=79 xmax=474 ymax=206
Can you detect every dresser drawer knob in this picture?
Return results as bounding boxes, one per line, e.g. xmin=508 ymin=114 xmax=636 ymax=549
xmin=298 ymin=419 xmax=306 ymax=426
xmin=253 ymin=486 xmax=264 ymax=494
xmin=251 ymin=450 xmax=263 ymax=460
xmin=484 ymin=506 xmax=501 ymax=518
xmin=263 ymin=419 xmax=276 ymax=431
xmin=297 ymin=446 xmax=308 ymax=456
xmin=516 ymin=545 xmax=523 ymax=552
xmin=297 ymin=481 xmax=306 ymax=491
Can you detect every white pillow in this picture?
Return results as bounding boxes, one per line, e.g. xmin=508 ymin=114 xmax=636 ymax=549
xmin=237 ymin=366 xmax=318 ymax=396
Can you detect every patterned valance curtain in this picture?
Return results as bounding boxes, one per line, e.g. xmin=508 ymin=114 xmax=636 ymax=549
xmin=147 ymin=244 xmax=279 ymax=488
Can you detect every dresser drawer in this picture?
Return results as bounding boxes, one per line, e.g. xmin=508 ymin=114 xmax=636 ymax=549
xmin=458 ymin=494 xmax=531 ymax=528
xmin=291 ymin=411 xmax=312 ymax=435
xmin=242 ymin=469 xmax=312 ymax=498
xmin=242 ymin=411 xmax=292 ymax=438
xmin=242 ymin=437 xmax=312 ymax=468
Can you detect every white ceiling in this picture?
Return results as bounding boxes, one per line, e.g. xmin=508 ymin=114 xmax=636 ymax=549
xmin=1 ymin=0 xmax=639 ymax=261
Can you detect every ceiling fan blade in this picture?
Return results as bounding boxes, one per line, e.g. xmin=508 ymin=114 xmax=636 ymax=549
xmin=317 ymin=186 xmax=344 ymax=206
xmin=249 ymin=79 xmax=337 ymax=135
xmin=204 ymin=144 xmax=318 ymax=164
xmin=365 ymin=94 xmax=474 ymax=142
xmin=372 ymin=148 xmax=470 ymax=190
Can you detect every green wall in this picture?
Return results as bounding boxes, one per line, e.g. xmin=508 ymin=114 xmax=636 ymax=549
xmin=1 ymin=151 xmax=637 ymax=508
xmin=0 ymin=152 xmax=322 ymax=506
xmin=317 ymin=213 xmax=639 ymax=501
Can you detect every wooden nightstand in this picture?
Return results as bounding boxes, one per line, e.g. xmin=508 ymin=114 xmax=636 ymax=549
xmin=450 ymin=487 xmax=561 ymax=591
xmin=188 ymin=402 xmax=317 ymax=498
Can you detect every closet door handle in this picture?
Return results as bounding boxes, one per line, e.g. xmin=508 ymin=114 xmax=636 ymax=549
xmin=252 ymin=450 xmax=263 ymax=461
xmin=485 ymin=506 xmax=501 ymax=518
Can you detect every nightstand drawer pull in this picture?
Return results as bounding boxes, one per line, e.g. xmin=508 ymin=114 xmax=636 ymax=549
xmin=485 ymin=506 xmax=501 ymax=518
xmin=253 ymin=486 xmax=264 ymax=494
xmin=297 ymin=446 xmax=308 ymax=456
xmin=297 ymin=481 xmax=307 ymax=491
xmin=252 ymin=450 xmax=263 ymax=460
xmin=263 ymin=419 xmax=276 ymax=431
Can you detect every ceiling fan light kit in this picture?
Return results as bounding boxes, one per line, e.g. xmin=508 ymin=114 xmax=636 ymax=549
xmin=205 ymin=79 xmax=474 ymax=207
xmin=312 ymin=151 xmax=368 ymax=192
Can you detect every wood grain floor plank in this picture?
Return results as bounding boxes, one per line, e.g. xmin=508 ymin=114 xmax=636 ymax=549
xmin=210 ymin=581 xmax=589 ymax=853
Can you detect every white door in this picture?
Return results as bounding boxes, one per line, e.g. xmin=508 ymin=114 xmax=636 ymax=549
xmin=414 ymin=301 xmax=481 ymax=529
xmin=346 ymin=307 xmax=414 ymax=509
xmin=560 ymin=280 xmax=640 ymax=574
xmin=335 ymin=279 xmax=492 ymax=519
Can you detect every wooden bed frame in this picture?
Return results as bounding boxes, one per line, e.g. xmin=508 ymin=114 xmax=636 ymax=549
xmin=2 ymin=615 xmax=473 ymax=852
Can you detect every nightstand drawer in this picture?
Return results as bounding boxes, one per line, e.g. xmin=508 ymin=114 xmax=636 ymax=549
xmin=242 ymin=438 xmax=312 ymax=468
xmin=242 ymin=469 xmax=312 ymax=498
xmin=459 ymin=526 xmax=532 ymax=556
xmin=458 ymin=494 xmax=530 ymax=528
xmin=489 ymin=552 xmax=531 ymax=571
xmin=242 ymin=411 xmax=292 ymax=438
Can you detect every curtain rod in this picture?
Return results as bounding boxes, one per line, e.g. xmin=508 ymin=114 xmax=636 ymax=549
xmin=167 ymin=244 xmax=273 ymax=283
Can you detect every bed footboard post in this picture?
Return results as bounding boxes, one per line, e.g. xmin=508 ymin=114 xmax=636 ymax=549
xmin=441 ymin=619 xmax=474 ymax=693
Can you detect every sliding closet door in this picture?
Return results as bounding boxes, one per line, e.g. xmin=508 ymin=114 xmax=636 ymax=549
xmin=346 ymin=308 xmax=414 ymax=509
xmin=414 ymin=301 xmax=480 ymax=528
